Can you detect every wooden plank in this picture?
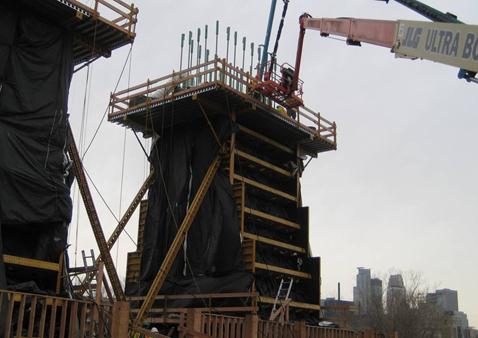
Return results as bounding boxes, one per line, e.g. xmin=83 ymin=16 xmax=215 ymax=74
xmin=27 ymin=295 xmax=37 ymax=337
xmin=131 ymin=306 xmax=257 ymax=314
xmin=4 ymin=293 xmax=15 ymax=338
xmin=243 ymin=232 xmax=305 ymax=253
xmin=258 ymin=296 xmax=321 ymax=311
xmin=233 ymin=174 xmax=296 ymax=202
xmin=69 ymin=301 xmax=79 ymax=338
xmin=38 ymin=298 xmax=48 ymax=338
xmin=59 ymin=300 xmax=68 ymax=338
xmin=237 ymin=124 xmax=294 ymax=154
xmin=16 ymin=294 xmax=26 ymax=338
xmin=127 ymin=292 xmax=256 ymax=301
xmin=48 ymin=298 xmax=57 ymax=338
xmin=254 ymin=263 xmax=311 ymax=279
xmin=235 ymin=149 xmax=292 ymax=177
xmin=3 ymin=254 xmax=59 ymax=271
xmin=243 ymin=207 xmax=300 ymax=229
xmin=111 ymin=302 xmax=130 ymax=338
xmin=79 ymin=303 xmax=88 ymax=337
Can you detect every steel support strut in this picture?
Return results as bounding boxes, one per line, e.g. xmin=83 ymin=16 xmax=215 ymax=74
xmin=133 ymin=151 xmax=223 ymax=326
xmin=75 ymin=170 xmax=155 ymax=296
xmin=67 ymin=124 xmax=125 ymax=301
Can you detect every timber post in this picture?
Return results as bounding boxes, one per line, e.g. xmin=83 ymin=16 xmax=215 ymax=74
xmin=111 ymin=301 xmax=130 ymax=338
xmin=294 ymin=320 xmax=307 ymax=338
xmin=244 ymin=314 xmax=258 ymax=338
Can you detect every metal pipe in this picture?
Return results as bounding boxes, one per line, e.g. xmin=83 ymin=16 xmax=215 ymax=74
xmin=250 ymin=42 xmax=254 ymax=75
xmin=259 ymin=0 xmax=277 ymax=80
xmin=215 ymin=20 xmax=219 ymax=59
xmin=233 ymin=31 xmax=237 ymax=67
xmin=226 ymin=26 xmax=231 ymax=61
xmin=180 ymin=33 xmax=185 ymax=72
xmin=242 ymin=37 xmax=246 ymax=70
xmin=204 ymin=24 xmax=208 ymax=63
xmin=197 ymin=28 xmax=201 ymax=66
xmin=188 ymin=31 xmax=192 ymax=68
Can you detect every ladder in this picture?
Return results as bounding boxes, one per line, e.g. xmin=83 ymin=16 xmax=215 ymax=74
xmin=270 ymin=277 xmax=293 ymax=321
xmin=81 ymin=249 xmax=97 ymax=298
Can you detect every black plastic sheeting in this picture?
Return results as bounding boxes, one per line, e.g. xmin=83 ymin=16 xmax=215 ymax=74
xmin=0 ymin=3 xmax=73 ymax=292
xmin=126 ymin=116 xmax=252 ymax=297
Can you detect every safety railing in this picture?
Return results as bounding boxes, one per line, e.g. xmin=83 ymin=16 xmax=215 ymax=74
xmin=258 ymin=319 xmax=296 ymax=338
xmin=0 ymin=289 xmax=110 ymax=338
xmin=306 ymin=325 xmax=359 ymax=338
xmin=109 ymin=58 xmax=336 ymax=146
xmin=201 ymin=313 xmax=246 ymax=337
xmin=69 ymin=0 xmax=138 ymax=36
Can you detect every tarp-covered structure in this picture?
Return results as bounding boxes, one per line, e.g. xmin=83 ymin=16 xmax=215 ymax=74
xmin=0 ymin=2 xmax=73 ymax=292
xmin=126 ymin=116 xmax=253 ymax=303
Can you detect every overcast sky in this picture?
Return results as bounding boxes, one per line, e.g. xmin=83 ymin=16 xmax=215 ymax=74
xmin=69 ymin=0 xmax=478 ymax=326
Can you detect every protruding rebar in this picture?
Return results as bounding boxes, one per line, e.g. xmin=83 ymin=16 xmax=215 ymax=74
xmin=242 ymin=36 xmax=246 ymax=70
xmin=204 ymin=25 xmax=208 ymax=63
xmin=180 ymin=33 xmax=185 ymax=72
xmin=250 ymin=42 xmax=254 ymax=75
xmin=226 ymin=26 xmax=230 ymax=61
xmin=188 ymin=31 xmax=193 ymax=69
xmin=233 ymin=31 xmax=237 ymax=67
xmin=215 ymin=20 xmax=219 ymax=59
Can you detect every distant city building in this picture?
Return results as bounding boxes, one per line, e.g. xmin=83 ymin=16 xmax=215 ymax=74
xmin=426 ymin=288 xmax=469 ymax=338
xmin=321 ymin=298 xmax=358 ymax=328
xmin=386 ymin=274 xmax=406 ymax=311
xmin=426 ymin=288 xmax=459 ymax=312
xmin=370 ymin=278 xmax=383 ymax=302
xmin=353 ymin=267 xmax=371 ymax=315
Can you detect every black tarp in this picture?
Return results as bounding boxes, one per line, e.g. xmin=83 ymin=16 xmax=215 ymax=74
xmin=0 ymin=3 xmax=73 ymax=291
xmin=130 ymin=116 xmax=251 ymax=296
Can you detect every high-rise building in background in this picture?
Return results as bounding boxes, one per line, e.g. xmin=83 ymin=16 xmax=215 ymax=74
xmin=426 ymin=288 xmax=469 ymax=338
xmin=426 ymin=288 xmax=459 ymax=312
xmin=353 ymin=267 xmax=384 ymax=315
xmin=386 ymin=274 xmax=406 ymax=310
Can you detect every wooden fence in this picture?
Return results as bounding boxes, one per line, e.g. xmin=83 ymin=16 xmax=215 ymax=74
xmin=0 ymin=289 xmax=110 ymax=338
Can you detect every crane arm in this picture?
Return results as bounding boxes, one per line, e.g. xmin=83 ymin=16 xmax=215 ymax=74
xmin=294 ymin=16 xmax=478 ymax=81
xmin=376 ymin=0 xmax=462 ymax=24
xmin=302 ymin=17 xmax=397 ymax=48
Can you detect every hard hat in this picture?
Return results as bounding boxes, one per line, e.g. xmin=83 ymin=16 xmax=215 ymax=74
xmin=151 ymin=327 xmax=159 ymax=333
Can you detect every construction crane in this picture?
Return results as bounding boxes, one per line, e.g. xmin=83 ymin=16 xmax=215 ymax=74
xmin=376 ymin=0 xmax=477 ymax=81
xmin=290 ymin=15 xmax=478 ymax=92
xmin=376 ymin=0 xmax=462 ymax=23
xmin=255 ymin=2 xmax=478 ymax=108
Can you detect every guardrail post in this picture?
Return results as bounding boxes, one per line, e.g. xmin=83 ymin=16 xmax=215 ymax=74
xmin=294 ymin=321 xmax=307 ymax=338
xmin=186 ymin=308 xmax=203 ymax=337
xmin=244 ymin=314 xmax=258 ymax=338
xmin=111 ymin=301 xmax=130 ymax=338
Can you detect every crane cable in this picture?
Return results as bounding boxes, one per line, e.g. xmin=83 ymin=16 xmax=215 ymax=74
xmin=267 ymin=0 xmax=290 ymax=76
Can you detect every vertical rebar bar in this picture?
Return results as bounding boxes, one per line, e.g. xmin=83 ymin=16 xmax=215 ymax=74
xmin=242 ymin=37 xmax=246 ymax=70
xmin=204 ymin=25 xmax=208 ymax=63
xmin=180 ymin=33 xmax=185 ymax=72
xmin=198 ymin=45 xmax=202 ymax=84
xmin=215 ymin=20 xmax=219 ymax=59
xmin=226 ymin=26 xmax=230 ymax=62
xmin=233 ymin=31 xmax=237 ymax=67
xmin=206 ymin=49 xmax=211 ymax=82
xmin=250 ymin=42 xmax=254 ymax=75
xmin=188 ymin=31 xmax=192 ymax=68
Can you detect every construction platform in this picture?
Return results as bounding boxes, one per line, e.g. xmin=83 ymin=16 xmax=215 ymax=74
xmin=108 ymin=58 xmax=336 ymax=157
xmin=110 ymin=58 xmax=337 ymax=324
xmin=10 ymin=0 xmax=138 ymax=65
